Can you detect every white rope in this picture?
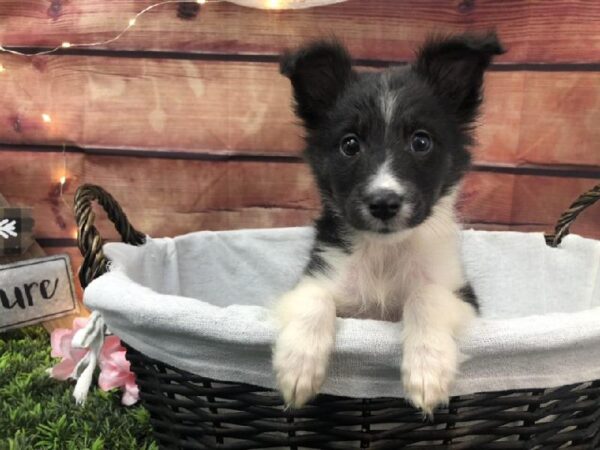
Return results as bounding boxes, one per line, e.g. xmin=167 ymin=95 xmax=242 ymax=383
xmin=70 ymin=311 xmax=106 ymax=405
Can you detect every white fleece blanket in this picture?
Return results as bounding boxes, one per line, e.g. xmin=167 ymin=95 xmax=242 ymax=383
xmin=84 ymin=228 xmax=600 ymax=398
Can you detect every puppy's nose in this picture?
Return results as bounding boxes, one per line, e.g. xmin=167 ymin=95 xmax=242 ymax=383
xmin=366 ymin=190 xmax=403 ymax=221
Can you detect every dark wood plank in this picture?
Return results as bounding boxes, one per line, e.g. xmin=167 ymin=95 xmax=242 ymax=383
xmin=1 ymin=55 xmax=599 ymax=166
xmin=0 ymin=150 xmax=597 ymax=241
xmin=1 ymin=0 xmax=600 ymax=63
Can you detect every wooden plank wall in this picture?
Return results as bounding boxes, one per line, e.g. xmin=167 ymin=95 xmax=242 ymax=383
xmin=0 ymin=0 xmax=599 ymax=292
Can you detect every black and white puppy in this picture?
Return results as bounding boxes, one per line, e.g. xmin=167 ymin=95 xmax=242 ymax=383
xmin=273 ymin=33 xmax=504 ymax=414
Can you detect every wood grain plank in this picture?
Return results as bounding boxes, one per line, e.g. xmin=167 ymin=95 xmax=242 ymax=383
xmin=511 ymin=175 xmax=600 ymax=234
xmin=1 ymin=0 xmax=600 ymax=63
xmin=1 ymin=55 xmax=599 ymax=167
xmin=0 ymin=54 xmax=304 ymax=155
xmin=0 ymin=150 xmax=320 ymax=239
xmin=0 ymin=151 xmax=84 ymax=239
xmin=0 ymin=150 xmax=597 ymax=241
xmin=517 ymin=73 xmax=600 ymax=166
xmin=464 ymin=174 xmax=600 ymax=240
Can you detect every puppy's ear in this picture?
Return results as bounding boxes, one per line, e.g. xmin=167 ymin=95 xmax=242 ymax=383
xmin=280 ymin=40 xmax=353 ymax=128
xmin=414 ymin=32 xmax=505 ymax=124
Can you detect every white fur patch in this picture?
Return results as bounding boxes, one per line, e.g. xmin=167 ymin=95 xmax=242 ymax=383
xmin=331 ymin=192 xmax=462 ymax=319
xmin=367 ymin=159 xmax=405 ymax=195
xmin=379 ymin=73 xmax=398 ymax=126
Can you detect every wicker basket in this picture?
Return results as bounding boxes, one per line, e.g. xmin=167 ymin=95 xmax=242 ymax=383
xmin=74 ymin=183 xmax=600 ymax=449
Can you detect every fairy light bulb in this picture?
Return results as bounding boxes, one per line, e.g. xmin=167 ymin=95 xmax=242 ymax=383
xmin=268 ymin=0 xmax=281 ymax=8
xmin=42 ymin=113 xmax=52 ymax=123
xmin=196 ymin=0 xmax=206 ymax=3
xmin=128 ymin=18 xmax=136 ymax=26
xmin=59 ymin=175 xmax=67 ymax=185
xmin=61 ymin=42 xmax=71 ymax=48
xmin=0 ymin=64 xmax=5 ymax=73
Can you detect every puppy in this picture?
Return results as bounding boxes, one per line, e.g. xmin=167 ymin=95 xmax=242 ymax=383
xmin=273 ymin=33 xmax=504 ymax=415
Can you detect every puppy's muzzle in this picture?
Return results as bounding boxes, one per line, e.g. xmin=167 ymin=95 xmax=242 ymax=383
xmin=365 ymin=190 xmax=403 ymax=221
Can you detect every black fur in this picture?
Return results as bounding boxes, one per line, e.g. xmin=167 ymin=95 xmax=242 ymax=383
xmin=280 ymin=40 xmax=354 ymax=130
xmin=414 ymin=33 xmax=505 ymax=125
xmin=457 ymin=283 xmax=479 ymax=313
xmin=305 ymin=211 xmax=351 ymax=276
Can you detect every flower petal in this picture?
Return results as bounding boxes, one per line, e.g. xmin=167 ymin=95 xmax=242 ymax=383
xmin=50 ymin=360 xmax=75 ymax=380
xmin=72 ymin=317 xmax=89 ymax=331
xmin=50 ymin=329 xmax=71 ymax=358
xmin=68 ymin=346 xmax=89 ymax=364
xmin=121 ymin=382 xmax=140 ymax=406
xmin=57 ymin=331 xmax=75 ymax=359
xmin=111 ymin=350 xmax=130 ymax=369
xmin=98 ymin=370 xmax=122 ymax=391
xmin=100 ymin=336 xmax=123 ymax=361
xmin=98 ymin=364 xmax=130 ymax=390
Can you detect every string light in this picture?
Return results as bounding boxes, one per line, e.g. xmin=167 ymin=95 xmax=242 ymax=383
xmin=0 ymin=0 xmax=224 ymax=57
xmin=0 ymin=64 xmax=5 ymax=73
xmin=41 ymin=113 xmax=52 ymax=123
xmin=0 ymin=0 xmax=312 ymax=58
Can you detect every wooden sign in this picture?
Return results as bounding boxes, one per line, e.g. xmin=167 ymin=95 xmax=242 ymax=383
xmin=0 ymin=255 xmax=78 ymax=332
xmin=0 ymin=207 xmax=34 ymax=256
xmin=0 ymin=192 xmax=89 ymax=333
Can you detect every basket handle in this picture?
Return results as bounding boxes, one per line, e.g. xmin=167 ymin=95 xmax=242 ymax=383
xmin=545 ymin=183 xmax=600 ymax=247
xmin=74 ymin=184 xmax=146 ymax=288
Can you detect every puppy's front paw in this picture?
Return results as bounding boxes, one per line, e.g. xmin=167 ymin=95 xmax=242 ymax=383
xmin=273 ymin=328 xmax=331 ymax=408
xmin=401 ymin=337 xmax=458 ymax=416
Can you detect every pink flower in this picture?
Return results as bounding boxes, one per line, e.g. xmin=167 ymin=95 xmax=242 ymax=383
xmin=50 ymin=319 xmax=140 ymax=406
xmin=50 ymin=317 xmax=90 ymax=380
xmin=98 ymin=335 xmax=139 ymax=405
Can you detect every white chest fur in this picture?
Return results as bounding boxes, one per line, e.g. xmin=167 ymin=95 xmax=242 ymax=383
xmin=322 ymin=193 xmax=465 ymax=321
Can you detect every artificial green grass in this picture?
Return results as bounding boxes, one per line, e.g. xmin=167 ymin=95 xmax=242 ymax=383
xmin=0 ymin=326 xmax=157 ymax=450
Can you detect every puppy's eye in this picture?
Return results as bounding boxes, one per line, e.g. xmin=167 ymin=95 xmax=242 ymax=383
xmin=339 ymin=134 xmax=361 ymax=157
xmin=410 ymin=130 xmax=433 ymax=154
